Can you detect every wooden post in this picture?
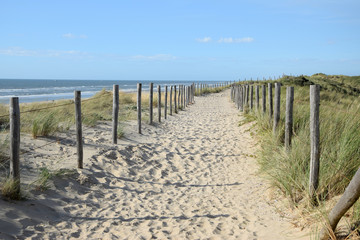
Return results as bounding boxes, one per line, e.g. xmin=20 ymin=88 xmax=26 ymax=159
xmin=309 ymin=85 xmax=320 ymax=200
xmin=9 ymin=97 xmax=20 ymax=192
xmin=262 ymin=85 xmax=266 ymax=114
xmin=231 ymin=85 xmax=234 ymax=102
xmin=157 ymin=85 xmax=161 ymax=122
xmin=164 ymin=85 xmax=168 ymax=119
xmin=170 ymin=86 xmax=173 ymax=116
xmin=149 ymin=82 xmax=154 ymax=125
xmin=256 ymin=85 xmax=259 ymax=110
xmin=174 ymin=85 xmax=177 ymax=113
xmin=240 ymin=86 xmax=244 ymax=111
xmin=235 ymin=86 xmax=239 ymax=109
xmin=285 ymin=87 xmax=294 ymax=149
xmin=250 ymin=85 xmax=253 ymax=110
xmin=273 ymin=83 xmax=281 ymax=134
xmin=75 ymin=91 xmax=83 ymax=168
xmin=112 ymin=85 xmax=119 ymax=144
xmin=320 ymin=167 xmax=360 ymax=240
xmin=178 ymin=85 xmax=181 ymax=110
xmin=244 ymin=85 xmax=248 ymax=107
xmin=246 ymin=85 xmax=250 ymax=106
xmin=137 ymin=83 xmax=142 ymax=134
xmin=268 ymin=83 xmax=273 ymax=121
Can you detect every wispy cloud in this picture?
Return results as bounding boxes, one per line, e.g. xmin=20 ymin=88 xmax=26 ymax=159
xmin=196 ymin=37 xmax=212 ymax=43
xmin=62 ymin=33 xmax=88 ymax=39
xmin=131 ymin=54 xmax=177 ymax=61
xmin=0 ymin=47 xmax=91 ymax=58
xmin=218 ymin=37 xmax=254 ymax=43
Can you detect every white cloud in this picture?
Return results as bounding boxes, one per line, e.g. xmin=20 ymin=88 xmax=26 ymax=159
xmin=218 ymin=37 xmax=254 ymax=43
xmin=62 ymin=33 xmax=88 ymax=39
xmin=196 ymin=37 xmax=212 ymax=43
xmin=131 ymin=54 xmax=177 ymax=61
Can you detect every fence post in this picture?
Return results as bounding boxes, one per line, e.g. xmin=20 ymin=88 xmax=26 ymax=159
xmin=10 ymin=97 xmax=20 ymax=192
xmin=170 ymin=86 xmax=173 ymax=116
xmin=256 ymin=85 xmax=259 ymax=110
xmin=112 ymin=85 xmax=119 ymax=144
xmin=178 ymin=85 xmax=182 ymax=110
xmin=309 ymin=84 xmax=320 ymax=200
xmin=137 ymin=83 xmax=142 ymax=134
xmin=149 ymin=83 xmax=153 ymax=125
xmin=268 ymin=83 xmax=273 ymax=122
xmin=273 ymin=83 xmax=281 ymax=134
xmin=320 ymin=167 xmax=360 ymax=240
xmin=75 ymin=91 xmax=83 ymax=168
xmin=174 ymin=85 xmax=177 ymax=113
xmin=250 ymin=85 xmax=253 ymax=110
xmin=285 ymin=87 xmax=294 ymax=149
xmin=262 ymin=85 xmax=266 ymax=114
xmin=240 ymin=86 xmax=244 ymax=111
xmin=246 ymin=85 xmax=250 ymax=107
xmin=165 ymin=85 xmax=168 ymax=119
xmin=158 ymin=85 xmax=161 ymax=122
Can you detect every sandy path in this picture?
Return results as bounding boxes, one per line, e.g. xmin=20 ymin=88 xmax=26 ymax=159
xmin=0 ymin=90 xmax=308 ymax=239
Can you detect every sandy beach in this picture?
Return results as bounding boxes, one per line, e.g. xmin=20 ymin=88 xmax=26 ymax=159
xmin=0 ymin=89 xmax=309 ymax=239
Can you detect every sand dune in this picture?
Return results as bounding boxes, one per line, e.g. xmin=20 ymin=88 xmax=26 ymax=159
xmin=0 ymin=90 xmax=309 ymax=239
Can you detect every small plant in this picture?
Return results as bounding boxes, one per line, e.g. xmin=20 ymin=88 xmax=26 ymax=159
xmin=34 ymin=167 xmax=52 ymax=191
xmin=32 ymin=112 xmax=58 ymax=138
xmin=117 ymin=124 xmax=124 ymax=139
xmin=1 ymin=178 xmax=21 ymax=200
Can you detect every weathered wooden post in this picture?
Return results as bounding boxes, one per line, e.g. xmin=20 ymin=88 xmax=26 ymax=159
xmin=174 ymin=85 xmax=177 ymax=113
xmin=273 ymin=83 xmax=281 ymax=134
xmin=235 ymin=86 xmax=239 ymax=109
xmin=231 ymin=85 xmax=234 ymax=102
xmin=262 ymin=85 xmax=266 ymax=114
xmin=157 ymin=85 xmax=161 ymax=122
xmin=250 ymin=85 xmax=253 ymax=110
xmin=240 ymin=86 xmax=244 ymax=111
xmin=285 ymin=87 xmax=294 ymax=149
xmin=10 ymin=97 xmax=20 ymax=192
xmin=255 ymin=85 xmax=259 ymax=110
xmin=137 ymin=83 xmax=142 ymax=134
xmin=170 ymin=86 xmax=173 ymax=116
xmin=149 ymin=83 xmax=153 ymax=125
xmin=178 ymin=85 xmax=181 ymax=110
xmin=244 ymin=85 xmax=248 ymax=108
xmin=309 ymin=85 xmax=320 ymax=201
xmin=112 ymin=85 xmax=119 ymax=144
xmin=164 ymin=85 xmax=168 ymax=119
xmin=246 ymin=85 xmax=250 ymax=106
xmin=320 ymin=167 xmax=360 ymax=240
xmin=268 ymin=83 xmax=273 ymax=122
xmin=75 ymin=91 xmax=83 ymax=168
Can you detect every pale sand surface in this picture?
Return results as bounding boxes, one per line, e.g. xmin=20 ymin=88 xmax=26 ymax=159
xmin=0 ymin=90 xmax=310 ymax=239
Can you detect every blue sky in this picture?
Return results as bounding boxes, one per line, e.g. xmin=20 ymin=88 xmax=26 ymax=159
xmin=0 ymin=0 xmax=359 ymax=80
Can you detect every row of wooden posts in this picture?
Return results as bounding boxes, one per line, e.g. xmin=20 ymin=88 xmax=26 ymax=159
xmin=231 ymin=83 xmax=319 ymax=198
xmin=136 ymin=83 xmax=196 ymax=134
xmin=231 ymin=82 xmax=360 ymax=239
xmin=8 ymin=81 xmax=229 ymax=194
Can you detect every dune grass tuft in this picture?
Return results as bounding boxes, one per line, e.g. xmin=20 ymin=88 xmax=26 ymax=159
xmin=1 ymin=178 xmax=21 ymax=200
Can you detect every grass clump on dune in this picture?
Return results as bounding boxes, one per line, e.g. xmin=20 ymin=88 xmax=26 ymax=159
xmin=1 ymin=178 xmax=21 ymax=200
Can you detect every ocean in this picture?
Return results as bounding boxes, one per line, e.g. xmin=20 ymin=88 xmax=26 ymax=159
xmin=0 ymin=79 xmax=220 ymax=104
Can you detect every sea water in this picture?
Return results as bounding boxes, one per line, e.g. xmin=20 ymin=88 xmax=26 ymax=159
xmin=0 ymin=79 xmax=219 ymax=104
